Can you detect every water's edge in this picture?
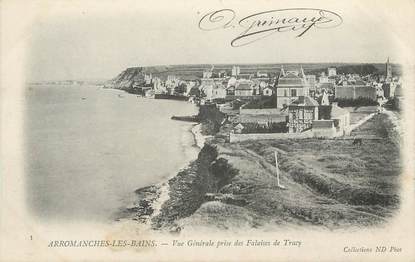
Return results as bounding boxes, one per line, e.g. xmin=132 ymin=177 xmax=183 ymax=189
xmin=114 ymin=122 xmax=207 ymax=226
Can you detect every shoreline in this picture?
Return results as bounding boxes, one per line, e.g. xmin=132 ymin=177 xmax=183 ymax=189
xmin=105 ymin=86 xmax=203 ymax=224
xmin=116 ymin=120 xmax=207 ymax=226
xmin=114 ymin=98 xmax=227 ymax=229
xmin=191 ymin=123 xmax=209 ymax=149
xmin=147 ymin=123 xmax=206 ymax=221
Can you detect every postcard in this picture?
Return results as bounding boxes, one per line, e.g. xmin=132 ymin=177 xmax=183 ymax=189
xmin=1 ymin=0 xmax=414 ymax=261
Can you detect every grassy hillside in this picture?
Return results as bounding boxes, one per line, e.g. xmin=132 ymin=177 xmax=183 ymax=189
xmin=172 ymin=113 xmax=401 ymax=231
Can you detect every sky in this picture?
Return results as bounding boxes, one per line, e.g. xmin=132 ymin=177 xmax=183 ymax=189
xmin=22 ymin=0 xmax=415 ymax=82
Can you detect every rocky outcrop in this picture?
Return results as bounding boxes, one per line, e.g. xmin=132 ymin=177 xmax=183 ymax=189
xmin=105 ymin=67 xmax=148 ymax=89
xmin=104 ymin=65 xmax=207 ymax=90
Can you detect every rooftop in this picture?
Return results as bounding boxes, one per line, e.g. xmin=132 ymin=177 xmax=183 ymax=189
xmin=289 ymin=96 xmax=319 ymax=107
xmin=278 ymin=78 xmax=304 ymax=85
xmin=236 ymin=83 xmax=253 ymax=90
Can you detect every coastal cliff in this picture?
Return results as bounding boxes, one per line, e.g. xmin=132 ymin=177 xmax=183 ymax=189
xmin=105 ymin=65 xmax=211 ymax=89
xmin=104 ymin=67 xmax=151 ymax=89
xmin=120 ymin=113 xmax=400 ymax=232
xmin=163 ymin=134 xmax=399 ymax=232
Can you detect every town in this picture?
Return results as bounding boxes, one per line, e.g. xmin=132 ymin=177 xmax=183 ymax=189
xmin=106 ymin=59 xmax=402 ymax=141
xmin=107 ymin=59 xmax=403 ymax=229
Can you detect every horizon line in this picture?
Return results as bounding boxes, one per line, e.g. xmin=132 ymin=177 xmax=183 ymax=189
xmin=123 ymin=61 xmax=397 ymax=69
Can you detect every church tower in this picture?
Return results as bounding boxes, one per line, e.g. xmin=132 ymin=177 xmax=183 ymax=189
xmin=279 ymin=65 xmax=285 ymax=78
xmin=386 ymin=57 xmax=392 ymax=81
xmin=299 ymin=65 xmax=306 ymax=78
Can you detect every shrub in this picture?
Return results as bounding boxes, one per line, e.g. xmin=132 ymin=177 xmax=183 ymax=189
xmin=243 ymin=94 xmax=278 ymax=109
xmin=241 ymin=121 xmax=288 ymax=134
xmin=333 ymin=97 xmax=378 ymax=107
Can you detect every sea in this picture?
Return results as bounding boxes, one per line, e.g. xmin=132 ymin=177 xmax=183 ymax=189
xmin=24 ymin=84 xmax=199 ymax=222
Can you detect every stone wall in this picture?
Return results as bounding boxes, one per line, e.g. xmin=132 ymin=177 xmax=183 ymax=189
xmin=312 ymin=127 xmax=336 ymax=138
xmin=229 ymin=127 xmax=353 ymax=142
xmin=355 ymin=86 xmax=377 ymax=100
xmin=335 ymin=86 xmax=377 ymax=100
xmin=335 ymin=86 xmax=355 ymax=99
xmin=229 ymin=130 xmax=313 ymax=142
xmin=239 ymin=108 xmax=281 ymax=115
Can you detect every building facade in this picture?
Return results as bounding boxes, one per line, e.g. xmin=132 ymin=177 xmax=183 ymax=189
xmin=306 ymin=75 xmax=317 ymax=89
xmin=382 ymin=82 xmax=396 ymax=98
xmin=328 ymin=67 xmax=337 ymax=77
xmin=235 ymin=81 xmax=254 ymax=96
xmin=287 ymin=96 xmax=319 ymax=133
xmin=330 ymin=102 xmax=350 ymax=135
xmin=211 ymin=84 xmax=227 ymax=100
xmin=276 ymin=66 xmax=310 ymax=108
xmin=312 ymin=102 xmax=350 ymax=137
xmin=335 ymin=80 xmax=377 ymax=101
xmin=232 ymin=66 xmax=240 ymax=77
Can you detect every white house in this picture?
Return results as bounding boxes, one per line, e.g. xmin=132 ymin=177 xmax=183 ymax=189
xmin=233 ymin=123 xmax=245 ymax=134
xmin=211 ymin=84 xmax=227 ymax=99
xmin=276 ymin=66 xmax=310 ymax=108
xmin=328 ymin=67 xmax=337 ymax=77
xmin=330 ymin=102 xmax=350 ymax=135
xmin=263 ymin=87 xmax=274 ymax=96
xmin=312 ymin=102 xmax=350 ymax=138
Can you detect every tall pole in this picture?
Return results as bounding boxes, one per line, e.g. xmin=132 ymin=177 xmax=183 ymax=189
xmin=275 ymin=151 xmax=285 ymax=189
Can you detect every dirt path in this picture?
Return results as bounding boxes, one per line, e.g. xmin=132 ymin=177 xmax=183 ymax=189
xmin=382 ymin=109 xmax=401 ymax=146
xmin=348 ymin=112 xmax=376 ymax=133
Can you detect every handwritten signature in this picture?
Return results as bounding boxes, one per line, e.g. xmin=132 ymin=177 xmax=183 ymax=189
xmin=198 ymin=8 xmax=343 ymax=47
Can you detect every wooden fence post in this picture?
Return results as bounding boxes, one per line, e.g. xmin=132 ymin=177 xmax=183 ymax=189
xmin=275 ymin=151 xmax=286 ymax=189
